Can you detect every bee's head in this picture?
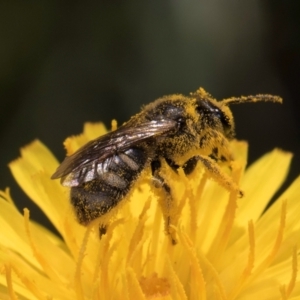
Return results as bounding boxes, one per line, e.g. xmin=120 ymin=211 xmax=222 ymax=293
xmin=192 ymin=87 xmax=283 ymax=139
xmin=193 ymin=89 xmax=235 ymax=138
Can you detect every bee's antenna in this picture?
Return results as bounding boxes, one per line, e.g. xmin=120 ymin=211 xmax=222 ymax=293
xmin=222 ymin=94 xmax=283 ymax=106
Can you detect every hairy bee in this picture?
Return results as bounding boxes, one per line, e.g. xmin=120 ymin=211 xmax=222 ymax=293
xmin=51 ymin=88 xmax=282 ymax=243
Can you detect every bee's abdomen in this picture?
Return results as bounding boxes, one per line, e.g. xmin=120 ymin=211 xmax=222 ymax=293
xmin=70 ymin=147 xmax=147 ymax=225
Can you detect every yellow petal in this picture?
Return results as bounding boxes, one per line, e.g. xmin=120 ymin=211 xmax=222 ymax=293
xmin=8 ymin=140 xmax=67 ymax=232
xmin=1 ymin=120 xmax=300 ymax=299
xmin=236 ymin=149 xmax=292 ymax=226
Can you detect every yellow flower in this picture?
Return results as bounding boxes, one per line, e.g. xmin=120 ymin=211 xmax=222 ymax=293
xmin=1 ymin=122 xmax=299 ymax=300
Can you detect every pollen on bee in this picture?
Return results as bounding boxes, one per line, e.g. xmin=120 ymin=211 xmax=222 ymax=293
xmin=111 ymin=119 xmax=118 ymax=131
xmin=52 ymin=87 xmax=282 ymax=244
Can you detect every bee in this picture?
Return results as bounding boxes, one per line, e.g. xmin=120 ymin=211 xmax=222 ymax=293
xmin=51 ymin=87 xmax=282 ymax=243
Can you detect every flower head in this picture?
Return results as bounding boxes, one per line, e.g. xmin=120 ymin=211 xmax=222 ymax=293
xmin=0 ymin=122 xmax=299 ymax=299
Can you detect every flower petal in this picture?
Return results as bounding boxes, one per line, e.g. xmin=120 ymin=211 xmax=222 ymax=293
xmin=236 ymin=149 xmax=292 ymax=226
xmin=8 ymin=140 xmax=67 ymax=232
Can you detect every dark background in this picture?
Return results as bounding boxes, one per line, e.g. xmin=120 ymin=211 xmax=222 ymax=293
xmin=1 ymin=1 xmax=299 ymax=230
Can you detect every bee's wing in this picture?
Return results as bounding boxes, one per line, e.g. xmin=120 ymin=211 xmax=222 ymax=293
xmin=51 ymin=119 xmax=177 ymax=187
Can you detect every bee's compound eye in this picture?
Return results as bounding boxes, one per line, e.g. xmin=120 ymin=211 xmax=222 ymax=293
xmin=196 ymin=100 xmax=232 ymax=135
xmin=217 ymin=111 xmax=232 ymax=135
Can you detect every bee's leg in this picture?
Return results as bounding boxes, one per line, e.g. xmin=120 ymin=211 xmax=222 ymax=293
xmin=151 ymin=159 xmax=177 ymax=244
xmin=99 ymin=224 xmax=107 ymax=239
xmin=182 ymin=156 xmax=199 ymax=175
xmin=165 ymin=157 xmax=179 ymax=173
xmin=183 ymin=155 xmax=242 ymax=196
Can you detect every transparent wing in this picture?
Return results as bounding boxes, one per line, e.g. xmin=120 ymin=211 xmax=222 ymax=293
xmin=51 ymin=119 xmax=177 ymax=186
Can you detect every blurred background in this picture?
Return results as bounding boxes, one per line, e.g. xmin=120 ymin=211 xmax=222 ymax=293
xmin=1 ymin=1 xmax=299 ymax=230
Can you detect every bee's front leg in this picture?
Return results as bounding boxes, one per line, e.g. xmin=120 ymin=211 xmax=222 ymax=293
xmin=182 ymin=156 xmax=199 ymax=175
xmin=151 ymin=159 xmax=177 ymax=245
xmin=183 ymin=155 xmax=242 ymax=196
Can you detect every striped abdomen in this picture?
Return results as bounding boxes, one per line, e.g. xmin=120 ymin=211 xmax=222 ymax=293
xmin=70 ymin=147 xmax=148 ymax=225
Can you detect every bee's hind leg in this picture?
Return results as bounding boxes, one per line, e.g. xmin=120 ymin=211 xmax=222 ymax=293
xmin=151 ymin=159 xmax=177 ymax=245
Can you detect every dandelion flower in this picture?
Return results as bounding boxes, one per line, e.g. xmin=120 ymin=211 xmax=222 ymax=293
xmin=0 ymin=122 xmax=299 ymax=300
